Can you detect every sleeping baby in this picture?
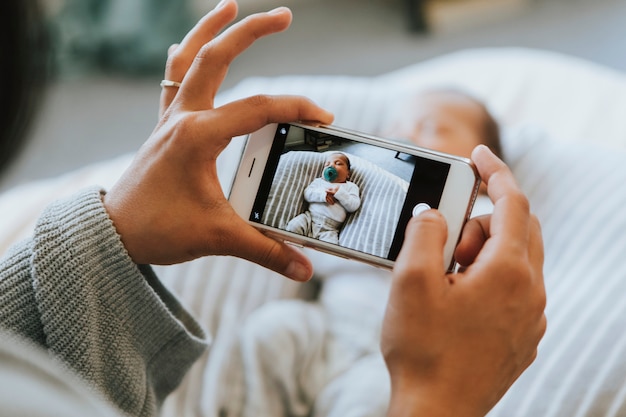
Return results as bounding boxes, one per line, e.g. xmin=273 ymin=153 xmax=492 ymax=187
xmin=285 ymin=152 xmax=361 ymax=245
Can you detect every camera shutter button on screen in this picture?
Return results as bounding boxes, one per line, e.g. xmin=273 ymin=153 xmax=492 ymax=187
xmin=412 ymin=203 xmax=431 ymax=217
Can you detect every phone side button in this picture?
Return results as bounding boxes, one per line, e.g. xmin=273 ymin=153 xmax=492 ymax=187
xmin=284 ymin=240 xmax=304 ymax=249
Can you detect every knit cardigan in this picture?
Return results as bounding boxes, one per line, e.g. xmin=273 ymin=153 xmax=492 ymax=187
xmin=0 ymin=187 xmax=208 ymax=417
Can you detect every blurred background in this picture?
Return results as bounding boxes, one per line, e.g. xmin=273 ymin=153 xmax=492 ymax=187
xmin=2 ymin=0 xmax=626 ymax=192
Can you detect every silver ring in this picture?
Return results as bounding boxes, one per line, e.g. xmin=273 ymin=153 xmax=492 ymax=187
xmin=160 ymin=79 xmax=182 ymax=88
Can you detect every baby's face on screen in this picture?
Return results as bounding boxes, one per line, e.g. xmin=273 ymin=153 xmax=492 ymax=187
xmin=323 ymin=153 xmax=351 ymax=183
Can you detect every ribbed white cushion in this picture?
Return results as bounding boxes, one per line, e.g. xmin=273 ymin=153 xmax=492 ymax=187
xmin=487 ymin=126 xmax=626 ymax=417
xmin=2 ymin=47 xmax=626 ymax=417
xmin=206 ymin=49 xmax=626 ymax=416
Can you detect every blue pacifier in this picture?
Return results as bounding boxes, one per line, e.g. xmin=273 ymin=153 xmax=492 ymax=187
xmin=323 ymin=166 xmax=338 ymax=182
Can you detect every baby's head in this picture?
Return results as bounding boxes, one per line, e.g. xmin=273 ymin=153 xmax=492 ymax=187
xmin=323 ymin=152 xmax=351 ymax=183
xmin=387 ymin=88 xmax=502 ymax=160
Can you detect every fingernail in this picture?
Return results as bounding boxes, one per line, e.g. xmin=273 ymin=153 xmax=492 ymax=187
xmin=475 ymin=144 xmax=493 ymax=156
xmin=285 ymin=260 xmax=311 ymax=282
xmin=268 ymin=6 xmax=290 ymax=15
xmin=216 ymin=0 xmax=229 ymax=9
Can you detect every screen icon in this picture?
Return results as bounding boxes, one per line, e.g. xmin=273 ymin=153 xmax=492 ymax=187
xmin=412 ymin=203 xmax=431 ymax=217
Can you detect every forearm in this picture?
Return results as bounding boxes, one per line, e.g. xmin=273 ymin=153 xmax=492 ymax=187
xmin=0 ymin=187 xmax=208 ymax=417
xmin=0 ymin=239 xmax=46 ymax=343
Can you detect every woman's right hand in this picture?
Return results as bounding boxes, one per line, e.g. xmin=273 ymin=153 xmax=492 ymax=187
xmin=382 ymin=145 xmax=546 ymax=417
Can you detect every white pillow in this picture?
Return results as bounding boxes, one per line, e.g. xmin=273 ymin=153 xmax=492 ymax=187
xmin=488 ymin=125 xmax=626 ymax=416
xmin=217 ymin=62 xmax=626 ymax=414
xmin=213 ymin=60 xmax=626 ymax=415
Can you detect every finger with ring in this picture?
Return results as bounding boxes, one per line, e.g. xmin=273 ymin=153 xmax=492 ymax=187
xmin=160 ymin=79 xmax=182 ymax=88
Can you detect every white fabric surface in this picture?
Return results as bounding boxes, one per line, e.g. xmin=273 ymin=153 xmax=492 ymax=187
xmin=2 ymin=47 xmax=626 ymax=416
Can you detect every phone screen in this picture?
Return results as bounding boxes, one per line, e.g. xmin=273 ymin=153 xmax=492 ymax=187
xmin=248 ymin=123 xmax=451 ymax=262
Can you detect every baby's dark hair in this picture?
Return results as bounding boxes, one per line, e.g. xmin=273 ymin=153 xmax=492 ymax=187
xmin=465 ymin=93 xmax=502 ymax=159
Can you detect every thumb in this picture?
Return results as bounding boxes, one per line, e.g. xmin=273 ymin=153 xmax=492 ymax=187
xmin=232 ymin=225 xmax=314 ymax=282
xmin=394 ymin=209 xmax=448 ymax=294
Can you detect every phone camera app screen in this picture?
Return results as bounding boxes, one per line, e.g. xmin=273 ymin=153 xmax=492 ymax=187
xmin=250 ymin=124 xmax=450 ymax=261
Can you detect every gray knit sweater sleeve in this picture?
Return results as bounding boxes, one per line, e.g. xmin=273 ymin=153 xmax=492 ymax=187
xmin=0 ymin=187 xmax=208 ymax=417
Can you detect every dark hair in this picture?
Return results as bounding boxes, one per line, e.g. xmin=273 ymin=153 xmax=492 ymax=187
xmin=473 ymin=97 xmax=502 ymax=159
xmin=0 ymin=0 xmax=51 ymax=175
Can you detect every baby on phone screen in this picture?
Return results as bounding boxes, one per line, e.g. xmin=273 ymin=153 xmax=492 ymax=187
xmin=285 ymin=152 xmax=361 ymax=244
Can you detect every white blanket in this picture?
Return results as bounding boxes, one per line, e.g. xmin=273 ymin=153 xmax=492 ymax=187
xmin=3 ymin=47 xmax=626 ymax=417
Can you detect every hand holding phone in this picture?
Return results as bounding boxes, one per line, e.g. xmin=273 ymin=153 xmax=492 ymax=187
xmin=229 ymin=123 xmax=481 ymax=271
xmin=383 ymin=145 xmax=546 ymax=417
xmin=102 ymin=4 xmax=334 ymax=282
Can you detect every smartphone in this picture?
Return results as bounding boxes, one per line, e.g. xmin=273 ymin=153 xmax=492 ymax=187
xmin=229 ymin=122 xmax=480 ymax=271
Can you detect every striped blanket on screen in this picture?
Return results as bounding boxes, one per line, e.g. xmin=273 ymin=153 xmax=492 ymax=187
xmin=261 ymin=151 xmax=408 ymax=259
